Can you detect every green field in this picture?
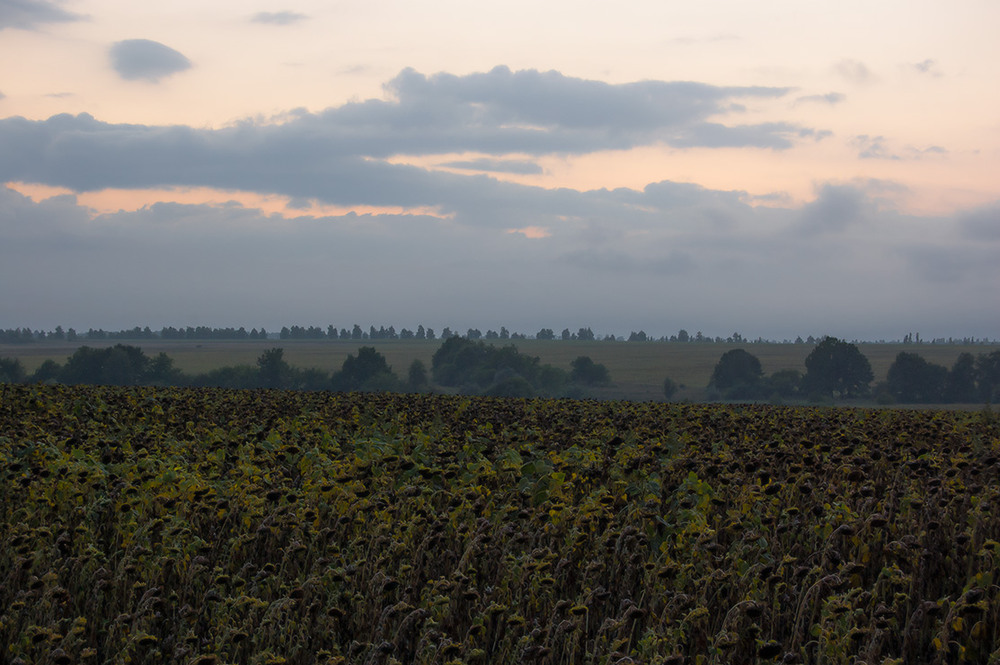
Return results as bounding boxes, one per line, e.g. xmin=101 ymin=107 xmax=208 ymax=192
xmin=3 ymin=339 xmax=997 ymax=403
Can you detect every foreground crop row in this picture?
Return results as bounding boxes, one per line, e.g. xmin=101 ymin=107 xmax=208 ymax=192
xmin=1 ymin=384 xmax=999 ymax=664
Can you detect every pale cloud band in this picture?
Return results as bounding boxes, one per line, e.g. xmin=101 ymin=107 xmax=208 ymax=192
xmin=0 ymin=67 xmax=816 ymax=206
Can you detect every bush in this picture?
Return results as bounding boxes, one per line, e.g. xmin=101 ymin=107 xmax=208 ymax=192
xmin=331 ymin=347 xmax=399 ymax=392
xmin=0 ymin=357 xmax=26 ymax=384
xmin=570 ymin=356 xmax=611 ymax=386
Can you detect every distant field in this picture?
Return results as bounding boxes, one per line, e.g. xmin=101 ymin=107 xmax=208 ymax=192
xmin=3 ymin=338 xmax=997 ymax=402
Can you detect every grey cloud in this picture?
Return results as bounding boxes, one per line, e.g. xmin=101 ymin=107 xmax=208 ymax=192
xmin=441 ymin=158 xmax=543 ymax=175
xmin=959 ymin=204 xmax=1000 ymax=241
xmin=109 ymin=39 xmax=192 ymax=82
xmin=0 ymin=0 xmax=82 ymax=31
xmin=853 ymin=135 xmax=948 ymax=161
xmin=853 ymin=135 xmax=900 ymax=160
xmin=383 ymin=66 xmax=793 ymax=140
xmin=897 ymin=245 xmax=996 ymax=283
xmin=251 ymin=11 xmax=308 ymax=25
xmin=0 ymin=67 xmax=823 ymax=205
xmin=670 ymin=122 xmax=829 ymax=150
xmin=798 ymin=183 xmax=870 ymax=233
xmin=912 ymin=59 xmax=942 ymax=77
xmin=908 ymin=145 xmax=947 ymax=157
xmin=835 ymin=59 xmax=873 ymax=84
xmin=795 ymin=92 xmax=845 ymax=106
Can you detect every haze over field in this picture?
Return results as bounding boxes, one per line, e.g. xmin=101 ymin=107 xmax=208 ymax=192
xmin=1 ymin=0 xmax=998 ymax=340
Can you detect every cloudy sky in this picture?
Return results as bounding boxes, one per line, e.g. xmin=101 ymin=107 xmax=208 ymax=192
xmin=1 ymin=0 xmax=998 ymax=340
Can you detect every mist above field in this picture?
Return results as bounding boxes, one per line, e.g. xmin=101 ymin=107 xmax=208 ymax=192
xmin=1 ymin=181 xmax=996 ymax=341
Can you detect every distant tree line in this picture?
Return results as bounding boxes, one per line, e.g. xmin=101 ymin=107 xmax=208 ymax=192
xmin=882 ymin=351 xmax=1000 ymax=404
xmin=0 ymin=339 xmax=613 ymax=399
xmin=4 ymin=326 xmax=996 ymax=345
xmin=694 ymin=336 xmax=1000 ymax=404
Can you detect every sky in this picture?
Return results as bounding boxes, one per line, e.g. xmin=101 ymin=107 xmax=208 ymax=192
xmin=1 ymin=0 xmax=998 ymax=341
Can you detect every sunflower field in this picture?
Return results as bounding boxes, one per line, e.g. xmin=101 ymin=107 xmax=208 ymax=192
xmin=2 ymin=383 xmax=1000 ymax=664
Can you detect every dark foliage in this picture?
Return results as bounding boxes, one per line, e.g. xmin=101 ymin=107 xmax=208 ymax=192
xmin=709 ymin=349 xmax=764 ymax=398
xmin=569 ymin=356 xmax=611 ymax=386
xmin=886 ymin=352 xmax=948 ymax=403
xmin=802 ymin=337 xmax=873 ymax=398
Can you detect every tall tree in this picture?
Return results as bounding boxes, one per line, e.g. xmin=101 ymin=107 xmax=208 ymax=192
xmin=886 ymin=352 xmax=948 ymax=403
xmin=946 ymin=353 xmax=977 ymax=403
xmin=709 ymin=349 xmax=763 ymax=397
xmin=977 ymin=351 xmax=1000 ymax=402
xmin=257 ymin=348 xmax=292 ymax=389
xmin=802 ymin=337 xmax=873 ymax=398
xmin=331 ymin=347 xmax=398 ymax=392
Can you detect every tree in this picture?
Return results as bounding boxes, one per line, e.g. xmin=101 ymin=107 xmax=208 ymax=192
xmin=946 ymin=353 xmax=977 ymax=403
xmin=148 ymin=352 xmax=183 ymax=386
xmin=767 ymin=369 xmax=802 ymax=398
xmin=431 ymin=336 xmax=498 ymax=388
xmin=30 ymin=359 xmax=62 ymax=384
xmin=977 ymin=351 xmax=1000 ymax=402
xmin=677 ymin=329 xmax=690 ymax=343
xmin=662 ymin=377 xmax=678 ymax=400
xmin=58 ymin=344 xmax=151 ymax=386
xmin=407 ymin=359 xmax=429 ymax=391
xmin=561 ymin=328 xmax=572 ymax=341
xmin=257 ymin=348 xmax=292 ymax=389
xmin=570 ymin=356 xmax=611 ymax=386
xmin=0 ymin=357 xmax=26 ymax=384
xmin=431 ymin=336 xmax=565 ymax=396
xmin=886 ymin=352 xmax=948 ymax=403
xmin=709 ymin=349 xmax=763 ymax=397
xmin=331 ymin=347 xmax=398 ymax=392
xmin=802 ymin=337 xmax=873 ymax=398
xmin=628 ymin=331 xmax=648 ymax=342
xmin=536 ymin=328 xmax=555 ymax=340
